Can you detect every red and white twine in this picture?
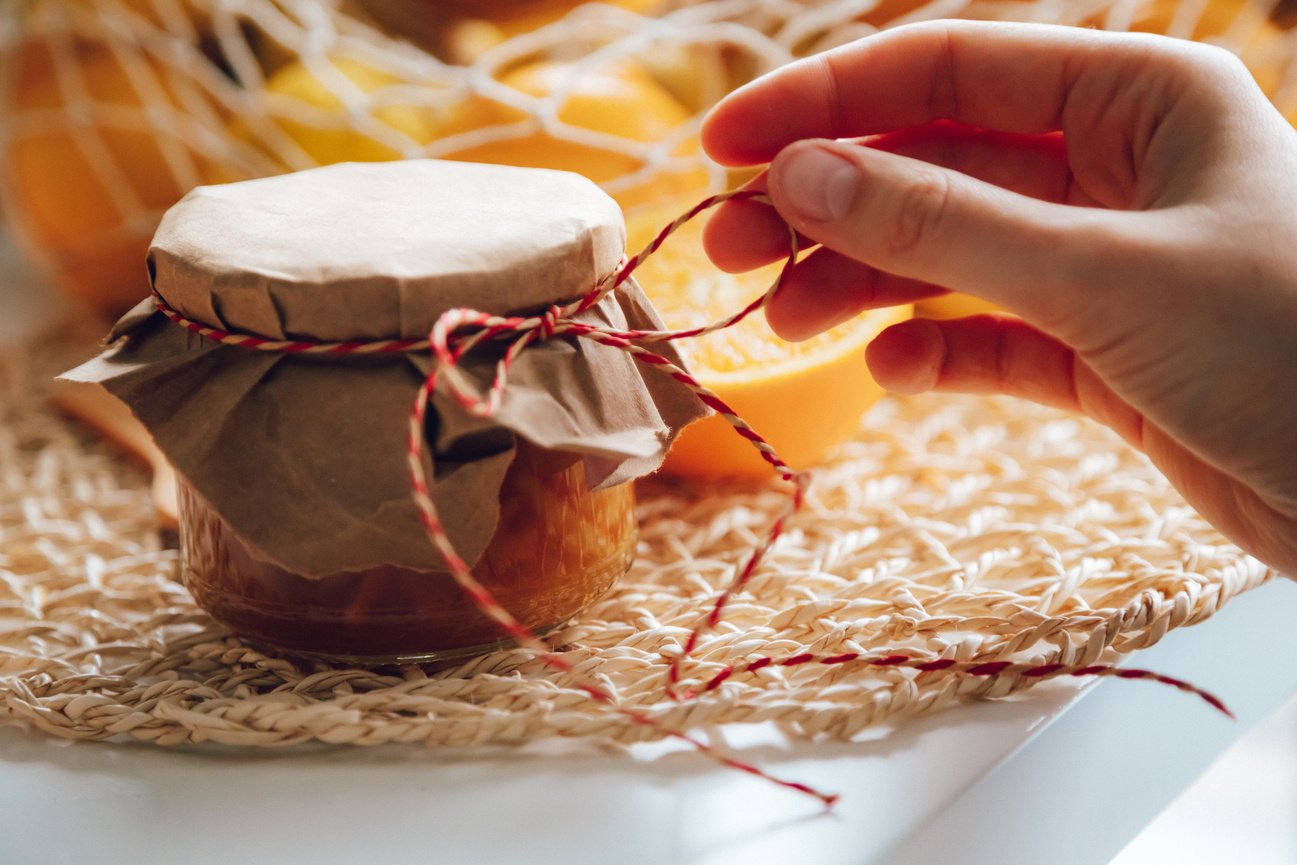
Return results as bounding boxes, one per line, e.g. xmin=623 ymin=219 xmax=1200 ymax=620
xmin=152 ymin=190 xmax=1231 ymax=807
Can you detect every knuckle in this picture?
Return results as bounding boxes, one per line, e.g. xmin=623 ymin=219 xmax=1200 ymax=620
xmin=1186 ymin=41 xmax=1249 ymax=76
xmin=1167 ymin=40 xmax=1252 ymax=90
xmin=886 ymin=169 xmax=953 ymax=258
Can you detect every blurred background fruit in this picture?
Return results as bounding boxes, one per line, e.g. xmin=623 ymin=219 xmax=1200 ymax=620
xmin=250 ymin=49 xmax=713 ymax=211
xmin=1 ymin=32 xmax=243 ymax=317
xmin=255 ymin=54 xmax=449 ymax=164
xmin=434 ymin=57 xmax=711 ymax=212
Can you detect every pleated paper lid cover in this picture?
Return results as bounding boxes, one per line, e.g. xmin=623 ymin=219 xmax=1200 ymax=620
xmin=147 ymin=159 xmax=627 ymax=341
xmin=65 ymin=160 xmax=706 ymax=576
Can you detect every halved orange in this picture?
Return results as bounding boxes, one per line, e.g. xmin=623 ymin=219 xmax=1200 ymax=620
xmin=627 ymin=207 xmax=910 ymax=479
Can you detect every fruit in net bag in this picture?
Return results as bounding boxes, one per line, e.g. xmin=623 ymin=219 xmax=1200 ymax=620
xmin=256 ymin=53 xmax=451 ymax=165
xmin=249 ymin=50 xmax=710 ymax=213
xmin=436 ymin=57 xmax=711 ymax=213
xmin=1 ymin=34 xmax=240 ymax=317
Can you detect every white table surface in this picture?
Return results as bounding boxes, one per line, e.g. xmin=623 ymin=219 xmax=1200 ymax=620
xmin=3 ymin=233 xmax=1296 ymax=865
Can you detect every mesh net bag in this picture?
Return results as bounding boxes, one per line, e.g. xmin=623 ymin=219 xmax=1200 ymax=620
xmin=1 ymin=0 xmax=1295 ymax=315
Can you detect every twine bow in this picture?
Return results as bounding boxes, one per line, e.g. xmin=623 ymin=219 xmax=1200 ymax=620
xmin=153 ymin=189 xmax=1231 ymax=807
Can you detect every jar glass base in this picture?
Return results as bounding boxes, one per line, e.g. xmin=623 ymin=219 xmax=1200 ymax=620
xmin=239 ymin=621 xmax=567 ymax=668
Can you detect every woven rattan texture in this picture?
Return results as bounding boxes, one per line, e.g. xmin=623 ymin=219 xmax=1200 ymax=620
xmin=0 ymin=335 xmax=1272 ymax=747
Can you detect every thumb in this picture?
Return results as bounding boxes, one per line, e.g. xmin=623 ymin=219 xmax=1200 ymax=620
xmin=767 ymin=139 xmax=1118 ymax=325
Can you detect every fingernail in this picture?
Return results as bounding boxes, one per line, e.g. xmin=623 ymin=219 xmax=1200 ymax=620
xmin=777 ymin=145 xmax=858 ymax=222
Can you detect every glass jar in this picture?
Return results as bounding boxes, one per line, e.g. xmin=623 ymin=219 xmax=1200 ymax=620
xmin=178 ymin=440 xmax=636 ymax=664
xmin=67 ymin=160 xmax=703 ymax=666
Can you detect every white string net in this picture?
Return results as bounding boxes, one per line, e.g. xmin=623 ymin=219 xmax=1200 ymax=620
xmin=0 ymin=0 xmax=1295 ymax=313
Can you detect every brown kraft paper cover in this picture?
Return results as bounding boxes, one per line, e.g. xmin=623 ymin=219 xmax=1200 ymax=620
xmin=63 ymin=161 xmax=708 ymax=577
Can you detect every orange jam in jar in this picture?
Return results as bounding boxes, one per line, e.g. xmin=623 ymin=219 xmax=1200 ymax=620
xmin=66 ymin=161 xmax=704 ymax=666
xmin=178 ymin=441 xmax=636 ymax=663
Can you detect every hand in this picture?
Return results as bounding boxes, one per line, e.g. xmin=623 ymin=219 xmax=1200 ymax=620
xmin=701 ymin=21 xmax=1297 ymax=576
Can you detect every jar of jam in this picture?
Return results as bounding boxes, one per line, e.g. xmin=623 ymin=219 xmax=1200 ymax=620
xmin=176 ymin=440 xmax=637 ymax=662
xmin=66 ymin=160 xmax=705 ymax=663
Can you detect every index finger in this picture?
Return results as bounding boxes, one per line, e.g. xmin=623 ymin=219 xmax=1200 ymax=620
xmin=702 ymin=20 xmax=1186 ymax=165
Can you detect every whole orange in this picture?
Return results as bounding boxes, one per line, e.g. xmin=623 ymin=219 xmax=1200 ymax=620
xmin=437 ymin=58 xmax=711 ymax=213
xmin=2 ymin=38 xmax=238 ymax=317
xmin=256 ymin=54 xmax=449 ymax=166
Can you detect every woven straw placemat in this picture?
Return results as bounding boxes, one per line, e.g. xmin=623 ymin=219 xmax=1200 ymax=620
xmin=0 ymin=331 xmax=1272 ymax=748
